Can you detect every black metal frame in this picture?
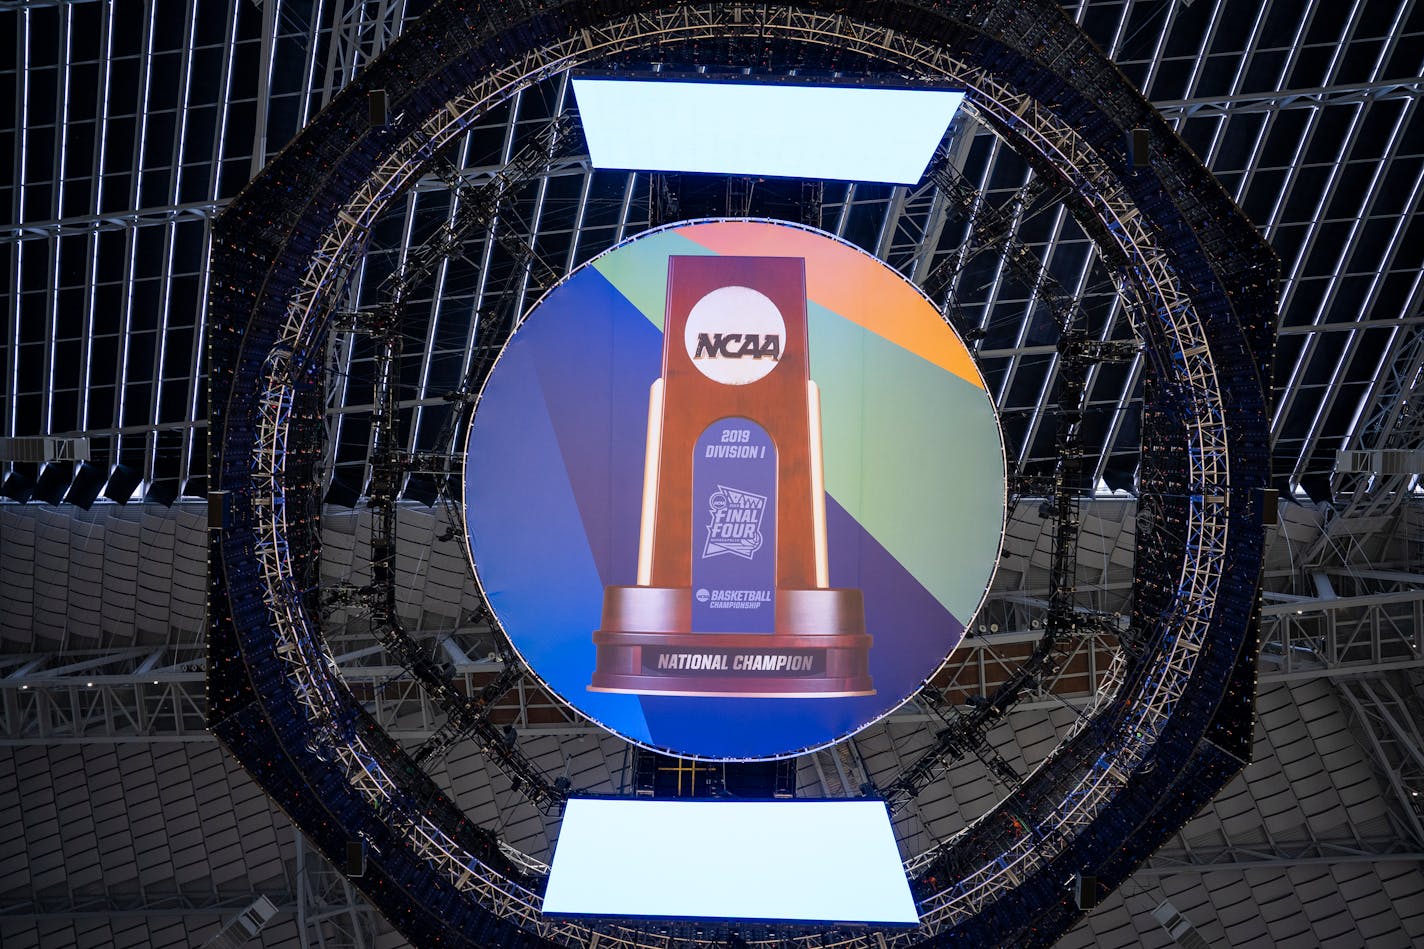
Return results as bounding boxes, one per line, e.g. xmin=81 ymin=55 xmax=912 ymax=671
xmin=208 ymin=2 xmax=1275 ymax=946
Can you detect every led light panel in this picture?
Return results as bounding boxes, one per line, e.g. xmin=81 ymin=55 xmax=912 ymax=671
xmin=543 ymin=798 xmax=920 ymax=925
xmin=571 ymin=76 xmax=964 ymax=184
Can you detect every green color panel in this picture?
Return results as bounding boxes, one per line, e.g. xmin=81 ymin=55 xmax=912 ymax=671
xmin=810 ymin=303 xmax=1004 ymax=618
xmin=591 ymin=231 xmax=717 ymax=330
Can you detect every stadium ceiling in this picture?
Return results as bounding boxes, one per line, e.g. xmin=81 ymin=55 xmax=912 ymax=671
xmin=1 ymin=1 xmax=1422 ymax=947
xmin=1 ymin=0 xmax=1420 ymax=502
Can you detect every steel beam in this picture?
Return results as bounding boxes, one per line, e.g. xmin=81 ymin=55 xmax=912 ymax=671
xmin=1335 ymin=675 xmax=1424 ymax=849
xmin=5 ymin=578 xmax=1421 ymax=746
xmin=1137 ymin=837 xmax=1424 ymax=875
xmin=0 ymin=889 xmax=297 ymax=922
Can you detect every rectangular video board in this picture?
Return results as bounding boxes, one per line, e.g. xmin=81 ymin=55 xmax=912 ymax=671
xmin=544 ymin=798 xmax=920 ymax=925
xmin=571 ymin=74 xmax=964 ymax=184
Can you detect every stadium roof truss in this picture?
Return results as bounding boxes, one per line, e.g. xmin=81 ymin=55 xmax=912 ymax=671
xmin=1 ymin=0 xmax=1421 ymax=499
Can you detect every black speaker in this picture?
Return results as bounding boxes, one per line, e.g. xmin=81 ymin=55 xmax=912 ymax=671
xmin=1073 ymin=873 xmax=1099 ymax=910
xmin=64 ymin=462 xmax=107 ymax=510
xmin=344 ymin=839 xmax=366 ymax=877
xmin=32 ymin=463 xmax=73 ymax=505
xmin=208 ymin=491 xmax=228 ymax=531
xmin=146 ymin=478 xmax=180 ymax=506
xmin=2 ymin=470 xmax=34 ymax=503
xmin=1129 ymin=127 xmax=1150 ymax=168
xmin=1102 ymin=461 xmax=1136 ymax=494
xmin=325 ymin=474 xmax=362 ymax=508
xmin=1298 ymin=473 xmax=1333 ymax=505
xmin=103 ymin=464 xmax=144 ymax=504
xmin=1260 ymin=487 xmax=1279 ymax=526
xmin=369 ymin=89 xmax=389 ymax=127
xmin=402 ymin=474 xmax=440 ymax=506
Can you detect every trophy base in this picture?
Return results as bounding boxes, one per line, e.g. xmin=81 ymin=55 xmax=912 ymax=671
xmin=588 ymin=586 xmax=874 ymax=698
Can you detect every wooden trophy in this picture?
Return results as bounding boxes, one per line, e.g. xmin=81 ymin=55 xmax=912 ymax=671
xmin=589 ymin=254 xmax=873 ymax=697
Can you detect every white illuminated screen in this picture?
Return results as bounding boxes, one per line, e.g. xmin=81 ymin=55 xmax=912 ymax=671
xmin=571 ymin=77 xmax=965 ymax=185
xmin=543 ymin=799 xmax=920 ymax=925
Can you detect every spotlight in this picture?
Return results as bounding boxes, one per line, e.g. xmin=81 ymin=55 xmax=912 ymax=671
xmin=32 ymin=463 xmax=73 ymax=505
xmin=324 ymin=474 xmax=362 ymax=508
xmin=146 ymin=478 xmax=181 ymax=506
xmin=102 ymin=464 xmax=144 ymax=504
xmin=403 ymin=475 xmax=440 ymax=506
xmin=64 ymin=462 xmax=107 ymax=510
xmin=2 ymin=470 xmax=35 ymax=502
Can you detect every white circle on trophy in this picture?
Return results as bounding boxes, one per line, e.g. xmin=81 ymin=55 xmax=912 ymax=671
xmin=683 ymin=285 xmax=786 ymax=385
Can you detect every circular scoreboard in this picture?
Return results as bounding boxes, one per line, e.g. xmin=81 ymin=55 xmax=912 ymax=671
xmin=464 ymin=219 xmax=1005 ymax=759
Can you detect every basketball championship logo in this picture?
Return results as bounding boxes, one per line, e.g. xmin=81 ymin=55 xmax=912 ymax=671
xmin=589 ymin=255 xmax=874 ymax=698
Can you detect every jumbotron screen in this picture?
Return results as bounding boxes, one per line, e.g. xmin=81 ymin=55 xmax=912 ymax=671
xmin=544 ymin=798 xmax=919 ymax=924
xmin=464 ymin=220 xmax=1004 ymax=759
xmin=571 ymin=74 xmax=964 ymax=184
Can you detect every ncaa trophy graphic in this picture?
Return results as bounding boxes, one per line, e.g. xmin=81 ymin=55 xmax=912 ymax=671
xmin=589 ymin=255 xmax=873 ymax=697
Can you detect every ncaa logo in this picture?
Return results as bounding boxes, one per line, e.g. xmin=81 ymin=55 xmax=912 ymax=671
xmin=683 ymin=285 xmax=786 ymax=386
xmin=695 ymin=588 xmax=711 ymax=603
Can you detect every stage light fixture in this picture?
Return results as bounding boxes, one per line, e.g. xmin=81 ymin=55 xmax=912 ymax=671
xmin=1 ymin=470 xmax=34 ymax=503
xmin=102 ymin=464 xmax=144 ymax=504
xmin=146 ymin=479 xmax=180 ymax=506
xmin=32 ymin=463 xmax=73 ymax=505
xmin=324 ymin=474 xmax=362 ymax=508
xmin=401 ymin=474 xmax=439 ymax=506
xmin=64 ymin=462 xmax=107 ymax=510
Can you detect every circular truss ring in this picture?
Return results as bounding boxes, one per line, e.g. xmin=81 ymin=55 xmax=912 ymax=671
xmin=209 ymin=3 xmax=1275 ymax=946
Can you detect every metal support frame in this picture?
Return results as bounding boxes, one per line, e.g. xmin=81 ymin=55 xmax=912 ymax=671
xmin=1315 ymin=317 xmax=1424 ymax=533
xmin=809 ymin=740 xmax=872 ymax=798
xmin=5 ymin=503 xmax=1407 ymax=825
xmin=0 ymin=841 xmax=374 ymax=942
xmin=1334 ymin=674 xmax=1424 ymax=848
xmin=211 ymin=1 xmax=1271 ymax=944
xmin=879 ymin=287 xmax=1140 ymax=811
xmin=2 ymin=0 xmax=1418 ymax=943
xmin=8 ymin=540 xmax=1416 ymax=747
xmin=0 ymin=888 xmax=297 ymax=923
xmin=322 ymin=0 xmax=411 ymax=107
xmin=316 ymin=114 xmax=587 ymax=810
xmin=919 ymin=160 xmax=1065 ymax=309
xmin=1138 ymin=837 xmax=1424 ymax=876
xmin=5 ymin=1 xmax=1415 ymax=509
xmin=366 ymin=300 xmax=403 ymax=639
xmin=295 ymin=831 xmax=378 ymax=949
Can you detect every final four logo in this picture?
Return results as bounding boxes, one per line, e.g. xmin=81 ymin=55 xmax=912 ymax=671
xmin=703 ymin=485 xmax=767 ymax=560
